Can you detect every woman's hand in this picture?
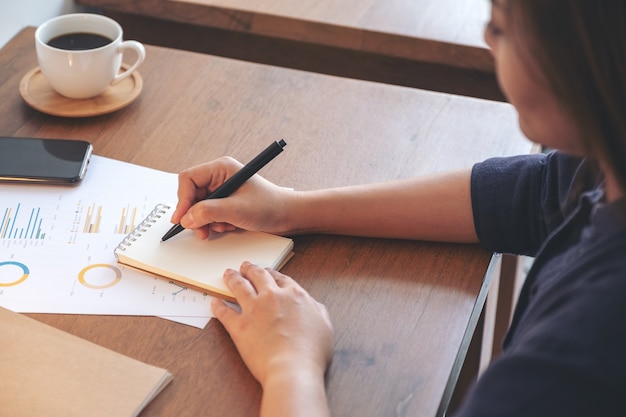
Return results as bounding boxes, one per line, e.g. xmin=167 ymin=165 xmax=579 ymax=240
xmin=211 ymin=262 xmax=333 ymax=417
xmin=170 ymin=157 xmax=296 ymax=239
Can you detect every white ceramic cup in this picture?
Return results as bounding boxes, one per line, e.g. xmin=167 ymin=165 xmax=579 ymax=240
xmin=35 ymin=13 xmax=146 ymax=99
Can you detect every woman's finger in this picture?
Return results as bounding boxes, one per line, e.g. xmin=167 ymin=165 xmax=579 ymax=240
xmin=222 ymin=267 xmax=257 ymax=305
xmin=239 ymin=262 xmax=280 ymax=293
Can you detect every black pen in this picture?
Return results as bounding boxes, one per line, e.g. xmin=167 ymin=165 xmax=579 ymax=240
xmin=161 ymin=139 xmax=287 ymax=241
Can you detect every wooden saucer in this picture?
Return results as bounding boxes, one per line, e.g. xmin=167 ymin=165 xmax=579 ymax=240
xmin=19 ymin=65 xmax=143 ymax=117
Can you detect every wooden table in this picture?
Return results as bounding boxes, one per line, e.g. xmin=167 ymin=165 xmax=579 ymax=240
xmin=76 ymin=0 xmax=502 ymax=101
xmin=0 ymin=28 xmax=530 ymax=417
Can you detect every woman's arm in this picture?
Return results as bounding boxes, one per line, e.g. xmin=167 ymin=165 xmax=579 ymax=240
xmin=172 ymin=157 xmax=477 ymax=243
xmin=287 ymin=168 xmax=476 ymax=242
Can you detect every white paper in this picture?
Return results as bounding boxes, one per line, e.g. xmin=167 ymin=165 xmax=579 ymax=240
xmin=0 ymin=156 xmax=212 ymax=328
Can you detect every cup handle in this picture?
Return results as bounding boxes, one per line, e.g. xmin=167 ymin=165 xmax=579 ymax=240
xmin=113 ymin=40 xmax=146 ymax=84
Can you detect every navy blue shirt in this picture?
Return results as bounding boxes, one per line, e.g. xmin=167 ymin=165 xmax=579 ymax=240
xmin=455 ymin=152 xmax=626 ymax=416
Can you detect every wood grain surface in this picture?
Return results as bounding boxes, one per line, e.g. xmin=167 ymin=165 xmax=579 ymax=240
xmin=0 ymin=28 xmax=530 ymax=417
xmin=76 ymin=0 xmax=503 ymax=100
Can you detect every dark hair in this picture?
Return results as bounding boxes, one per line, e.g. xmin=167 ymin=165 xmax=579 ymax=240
xmin=507 ymin=1 xmax=626 ymax=193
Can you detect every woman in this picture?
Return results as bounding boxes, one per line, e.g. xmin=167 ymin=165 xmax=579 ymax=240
xmin=171 ymin=1 xmax=626 ymax=415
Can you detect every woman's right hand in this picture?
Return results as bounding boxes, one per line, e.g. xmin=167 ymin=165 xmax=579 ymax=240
xmin=170 ymin=156 xmax=296 ymax=240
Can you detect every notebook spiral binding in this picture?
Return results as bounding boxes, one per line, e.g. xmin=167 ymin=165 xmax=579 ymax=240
xmin=114 ymin=203 xmax=171 ymax=258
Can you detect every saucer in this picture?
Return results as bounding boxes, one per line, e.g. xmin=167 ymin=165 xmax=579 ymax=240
xmin=19 ymin=65 xmax=143 ymax=117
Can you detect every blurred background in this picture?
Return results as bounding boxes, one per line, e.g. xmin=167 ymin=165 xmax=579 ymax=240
xmin=0 ymin=0 xmax=87 ymax=48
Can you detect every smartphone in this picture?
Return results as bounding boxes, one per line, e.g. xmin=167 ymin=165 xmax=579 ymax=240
xmin=0 ymin=136 xmax=93 ymax=185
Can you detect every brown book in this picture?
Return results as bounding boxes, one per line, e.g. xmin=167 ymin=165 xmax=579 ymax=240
xmin=0 ymin=306 xmax=172 ymax=417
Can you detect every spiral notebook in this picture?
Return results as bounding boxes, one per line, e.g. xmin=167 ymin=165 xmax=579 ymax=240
xmin=114 ymin=204 xmax=294 ymax=302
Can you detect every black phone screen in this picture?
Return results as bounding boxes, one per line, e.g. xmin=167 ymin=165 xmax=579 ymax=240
xmin=0 ymin=137 xmax=93 ymax=185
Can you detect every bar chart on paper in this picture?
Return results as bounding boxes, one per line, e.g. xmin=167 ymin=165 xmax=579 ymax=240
xmin=2 ymin=199 xmax=146 ymax=246
xmin=0 ymin=156 xmax=214 ymax=327
xmin=74 ymin=202 xmax=141 ymax=235
xmin=1 ymin=203 xmax=47 ymax=242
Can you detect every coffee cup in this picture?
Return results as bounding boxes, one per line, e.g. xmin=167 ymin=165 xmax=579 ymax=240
xmin=35 ymin=13 xmax=146 ymax=99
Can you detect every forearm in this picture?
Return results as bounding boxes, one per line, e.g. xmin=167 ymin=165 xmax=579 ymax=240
xmin=287 ymin=168 xmax=478 ymax=243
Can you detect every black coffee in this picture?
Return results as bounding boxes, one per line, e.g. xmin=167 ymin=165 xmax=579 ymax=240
xmin=47 ymin=32 xmax=112 ymax=50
